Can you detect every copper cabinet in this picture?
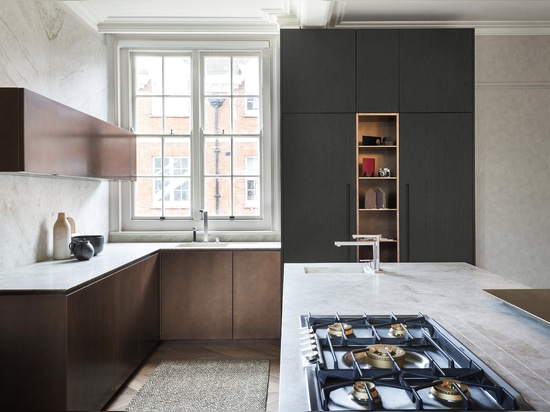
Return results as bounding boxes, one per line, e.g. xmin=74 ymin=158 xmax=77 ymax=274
xmin=0 ymin=88 xmax=136 ymax=180
xmin=161 ymin=249 xmax=281 ymax=340
xmin=233 ymin=251 xmax=281 ymax=339
xmin=161 ymin=250 xmax=233 ymax=340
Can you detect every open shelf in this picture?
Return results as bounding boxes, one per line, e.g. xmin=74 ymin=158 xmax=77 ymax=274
xmin=356 ymin=113 xmax=399 ymax=262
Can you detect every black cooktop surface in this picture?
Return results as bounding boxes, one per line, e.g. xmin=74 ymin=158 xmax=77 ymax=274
xmin=300 ymin=313 xmax=534 ymax=411
xmin=484 ymin=288 xmax=550 ymax=324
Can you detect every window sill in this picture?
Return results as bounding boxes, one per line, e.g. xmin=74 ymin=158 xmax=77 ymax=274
xmin=109 ymin=230 xmax=280 ymax=244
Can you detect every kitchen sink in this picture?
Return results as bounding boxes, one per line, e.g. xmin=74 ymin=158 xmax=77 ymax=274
xmin=175 ymin=242 xmax=230 ymax=248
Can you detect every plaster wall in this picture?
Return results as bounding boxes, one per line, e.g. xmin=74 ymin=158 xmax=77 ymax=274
xmin=475 ymin=35 xmax=550 ymax=288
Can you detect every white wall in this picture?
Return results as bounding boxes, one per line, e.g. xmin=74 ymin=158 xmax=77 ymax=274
xmin=475 ymin=35 xmax=550 ymax=288
xmin=0 ymin=1 xmax=110 ymax=271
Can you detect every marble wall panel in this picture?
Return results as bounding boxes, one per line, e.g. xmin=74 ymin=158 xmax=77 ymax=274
xmin=0 ymin=1 xmax=108 ymax=119
xmin=0 ymin=175 xmax=109 ymax=271
xmin=0 ymin=1 xmax=110 ymax=271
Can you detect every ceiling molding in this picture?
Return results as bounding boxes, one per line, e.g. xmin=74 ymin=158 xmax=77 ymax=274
xmin=262 ymin=7 xmax=300 ymax=29
xmin=297 ymin=0 xmax=332 ymax=28
xmin=97 ymin=17 xmax=280 ymax=35
xmin=62 ymin=2 xmax=105 ymax=31
xmin=335 ymin=20 xmax=550 ymax=35
xmin=62 ymin=1 xmax=550 ymax=36
xmin=327 ymin=1 xmax=349 ymax=29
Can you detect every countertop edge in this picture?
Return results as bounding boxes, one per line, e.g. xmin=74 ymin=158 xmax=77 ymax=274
xmin=0 ymin=242 xmax=280 ymax=294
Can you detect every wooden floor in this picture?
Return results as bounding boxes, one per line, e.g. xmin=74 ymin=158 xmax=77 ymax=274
xmin=103 ymin=340 xmax=281 ymax=411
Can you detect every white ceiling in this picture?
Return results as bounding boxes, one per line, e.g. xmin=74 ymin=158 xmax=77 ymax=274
xmin=62 ymin=0 xmax=550 ymax=35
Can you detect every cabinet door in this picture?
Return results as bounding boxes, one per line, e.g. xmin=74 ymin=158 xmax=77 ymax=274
xmin=356 ymin=30 xmax=399 ymax=112
xmin=399 ymin=113 xmax=475 ymax=264
xmin=399 ymin=29 xmax=474 ymax=113
xmin=233 ymin=251 xmax=281 ymax=339
xmin=139 ymin=253 xmax=160 ymax=359
xmin=282 ymin=113 xmax=356 ymax=263
xmin=0 ymin=295 xmax=67 ymax=411
xmin=161 ymin=251 xmax=232 ymax=339
xmin=281 ymin=29 xmax=356 ymax=113
xmin=113 ymin=263 xmax=141 ymax=390
xmin=67 ymin=277 xmax=115 ymax=411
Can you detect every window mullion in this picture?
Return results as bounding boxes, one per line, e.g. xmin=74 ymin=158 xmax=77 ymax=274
xmin=191 ymin=50 xmax=202 ymax=219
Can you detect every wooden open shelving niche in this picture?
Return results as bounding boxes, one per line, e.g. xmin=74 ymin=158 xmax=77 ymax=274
xmin=356 ymin=113 xmax=399 ymax=262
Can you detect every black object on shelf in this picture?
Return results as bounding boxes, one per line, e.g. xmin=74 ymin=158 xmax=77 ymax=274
xmin=362 ymin=135 xmax=382 ymax=145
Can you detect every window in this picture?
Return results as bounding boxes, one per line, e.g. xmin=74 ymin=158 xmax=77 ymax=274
xmin=113 ymin=38 xmax=278 ymax=234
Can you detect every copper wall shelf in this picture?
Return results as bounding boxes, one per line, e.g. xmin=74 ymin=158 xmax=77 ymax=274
xmin=0 ymin=88 xmax=136 ymax=180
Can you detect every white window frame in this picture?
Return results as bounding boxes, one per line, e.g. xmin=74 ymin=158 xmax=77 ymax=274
xmin=107 ymin=36 xmax=280 ymax=235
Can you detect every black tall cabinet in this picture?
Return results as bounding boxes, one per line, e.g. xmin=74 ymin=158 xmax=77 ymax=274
xmin=281 ymin=114 xmax=356 ymax=263
xmin=398 ymin=29 xmax=475 ymax=264
xmin=281 ymin=28 xmax=475 ymax=265
xmin=281 ymin=29 xmax=357 ymax=263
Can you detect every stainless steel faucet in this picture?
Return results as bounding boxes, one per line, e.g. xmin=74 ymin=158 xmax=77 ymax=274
xmin=199 ymin=209 xmax=208 ymax=242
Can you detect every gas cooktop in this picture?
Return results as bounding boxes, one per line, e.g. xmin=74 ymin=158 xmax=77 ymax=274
xmin=300 ymin=313 xmax=534 ymax=411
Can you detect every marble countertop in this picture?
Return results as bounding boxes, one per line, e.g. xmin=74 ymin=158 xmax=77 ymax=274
xmin=0 ymin=241 xmax=280 ymax=294
xmin=279 ymin=262 xmax=550 ymax=411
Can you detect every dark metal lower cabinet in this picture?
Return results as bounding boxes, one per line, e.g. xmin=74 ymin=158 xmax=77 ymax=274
xmin=399 ymin=113 xmax=475 ymax=264
xmin=0 ymin=253 xmax=160 ymax=411
xmin=139 ymin=253 xmax=160 ymax=359
xmin=113 ymin=263 xmax=141 ymax=392
xmin=282 ymin=113 xmax=356 ymax=263
xmin=67 ymin=277 xmax=115 ymax=411
xmin=0 ymin=295 xmax=67 ymax=411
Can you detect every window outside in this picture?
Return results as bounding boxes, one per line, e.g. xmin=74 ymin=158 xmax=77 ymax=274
xmin=131 ymin=52 xmax=262 ymax=220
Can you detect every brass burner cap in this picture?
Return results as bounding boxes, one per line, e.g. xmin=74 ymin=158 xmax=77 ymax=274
xmin=390 ymin=323 xmax=405 ymax=337
xmin=365 ymin=344 xmax=406 ymax=368
xmin=430 ymin=379 xmax=471 ymax=403
xmin=350 ymin=380 xmax=380 ymax=403
xmin=327 ymin=322 xmax=353 ymax=337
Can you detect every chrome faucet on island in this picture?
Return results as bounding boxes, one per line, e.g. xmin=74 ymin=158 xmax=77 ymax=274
xmin=200 ymin=209 xmax=208 ymax=242
xmin=334 ymin=234 xmax=381 ymax=272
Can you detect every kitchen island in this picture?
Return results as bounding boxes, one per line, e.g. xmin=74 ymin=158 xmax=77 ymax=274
xmin=280 ymin=262 xmax=550 ymax=411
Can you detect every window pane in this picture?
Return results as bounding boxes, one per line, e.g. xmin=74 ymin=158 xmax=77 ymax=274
xmin=165 ymin=137 xmax=191 ymax=175
xmin=134 ymin=177 xmax=162 ymax=217
xmin=203 ymin=97 xmax=231 ymax=134
xmin=233 ymin=137 xmax=259 ymax=175
xmin=164 ymin=56 xmax=191 ymax=95
xmin=136 ymin=137 xmax=162 ymax=176
xmin=165 ymin=97 xmax=191 ymax=134
xmin=204 ymin=57 xmax=230 ymax=95
xmin=233 ymin=177 xmax=260 ymax=216
xmin=135 ymin=97 xmax=163 ymax=134
xmin=205 ymin=176 xmax=231 ymax=216
xmin=233 ymin=56 xmax=259 ymax=95
xmin=135 ymin=55 xmax=162 ymax=95
xmin=204 ymin=137 xmax=231 ymax=176
xmin=163 ymin=177 xmax=191 ymax=216
xmin=233 ymin=97 xmax=259 ymax=134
